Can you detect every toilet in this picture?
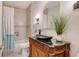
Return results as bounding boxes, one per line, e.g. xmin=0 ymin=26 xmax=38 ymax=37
xmin=15 ymin=40 xmax=29 ymax=56
xmin=19 ymin=42 xmax=29 ymax=56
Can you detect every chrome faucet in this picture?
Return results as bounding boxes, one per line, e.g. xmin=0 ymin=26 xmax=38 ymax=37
xmin=38 ymin=29 xmax=42 ymax=35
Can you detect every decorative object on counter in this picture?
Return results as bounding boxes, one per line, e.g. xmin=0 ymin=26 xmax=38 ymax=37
xmin=53 ymin=16 xmax=67 ymax=42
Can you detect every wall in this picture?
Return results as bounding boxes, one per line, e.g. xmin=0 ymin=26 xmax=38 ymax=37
xmin=45 ymin=2 xmax=60 ymax=29
xmin=67 ymin=9 xmax=79 ymax=56
xmin=0 ymin=2 xmax=2 ymax=45
xmin=14 ymin=8 xmax=27 ymax=41
xmin=26 ymin=5 xmax=31 ymax=37
xmin=60 ymin=1 xmax=79 ymax=56
xmin=31 ymin=1 xmax=48 ymax=36
xmin=60 ymin=1 xmax=75 ymax=16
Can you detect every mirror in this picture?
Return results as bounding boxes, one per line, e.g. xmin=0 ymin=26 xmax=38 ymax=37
xmin=42 ymin=1 xmax=60 ymax=29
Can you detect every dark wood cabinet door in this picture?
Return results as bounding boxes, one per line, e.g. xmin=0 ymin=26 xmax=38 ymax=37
xmin=36 ymin=48 xmax=48 ymax=57
xmin=31 ymin=45 xmax=38 ymax=57
xmin=29 ymin=37 xmax=70 ymax=57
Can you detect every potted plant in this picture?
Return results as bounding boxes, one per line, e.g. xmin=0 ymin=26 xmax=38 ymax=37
xmin=53 ymin=16 xmax=67 ymax=42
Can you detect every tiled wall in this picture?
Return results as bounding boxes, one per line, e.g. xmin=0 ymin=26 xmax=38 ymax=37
xmin=14 ymin=8 xmax=27 ymax=41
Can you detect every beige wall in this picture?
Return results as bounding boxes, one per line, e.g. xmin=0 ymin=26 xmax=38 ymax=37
xmin=43 ymin=2 xmax=60 ymax=29
xmin=26 ymin=5 xmax=31 ymax=37
xmin=14 ymin=8 xmax=27 ymax=26
xmin=31 ymin=1 xmax=48 ymax=36
xmin=66 ymin=9 xmax=79 ymax=56
xmin=14 ymin=8 xmax=27 ymax=41
xmin=60 ymin=1 xmax=79 ymax=56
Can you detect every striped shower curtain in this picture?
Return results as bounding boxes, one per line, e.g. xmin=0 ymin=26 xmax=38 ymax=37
xmin=3 ymin=6 xmax=15 ymax=52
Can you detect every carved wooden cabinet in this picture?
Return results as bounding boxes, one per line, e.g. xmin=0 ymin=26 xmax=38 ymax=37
xmin=29 ymin=37 xmax=70 ymax=57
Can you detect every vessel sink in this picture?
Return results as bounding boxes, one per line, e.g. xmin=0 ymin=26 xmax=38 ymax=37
xmin=36 ymin=35 xmax=52 ymax=40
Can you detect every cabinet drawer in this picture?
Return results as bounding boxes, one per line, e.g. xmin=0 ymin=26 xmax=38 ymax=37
xmin=54 ymin=46 xmax=65 ymax=52
xmin=37 ymin=42 xmax=48 ymax=52
xmin=49 ymin=50 xmax=65 ymax=57
xmin=54 ymin=52 xmax=65 ymax=57
xmin=49 ymin=45 xmax=65 ymax=54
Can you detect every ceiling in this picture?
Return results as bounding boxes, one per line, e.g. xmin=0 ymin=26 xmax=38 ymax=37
xmin=46 ymin=1 xmax=60 ymax=9
xmin=3 ymin=1 xmax=32 ymax=9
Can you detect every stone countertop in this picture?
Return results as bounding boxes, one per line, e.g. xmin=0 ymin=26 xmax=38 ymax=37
xmin=29 ymin=36 xmax=70 ymax=48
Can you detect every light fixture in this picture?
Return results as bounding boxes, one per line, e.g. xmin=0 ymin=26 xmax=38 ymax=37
xmin=74 ymin=1 xmax=79 ymax=9
xmin=36 ymin=18 xmax=39 ymax=22
xmin=35 ymin=14 xmax=40 ymax=24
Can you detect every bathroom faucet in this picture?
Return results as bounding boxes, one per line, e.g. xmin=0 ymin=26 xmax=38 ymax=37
xmin=38 ymin=29 xmax=42 ymax=35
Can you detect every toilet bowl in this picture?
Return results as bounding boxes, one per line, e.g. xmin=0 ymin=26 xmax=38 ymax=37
xmin=19 ymin=42 xmax=29 ymax=56
xmin=15 ymin=40 xmax=29 ymax=56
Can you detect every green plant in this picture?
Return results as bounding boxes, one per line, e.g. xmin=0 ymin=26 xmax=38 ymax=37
xmin=53 ymin=16 xmax=67 ymax=35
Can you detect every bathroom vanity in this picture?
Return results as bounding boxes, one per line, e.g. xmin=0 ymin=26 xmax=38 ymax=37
xmin=29 ymin=37 xmax=70 ymax=57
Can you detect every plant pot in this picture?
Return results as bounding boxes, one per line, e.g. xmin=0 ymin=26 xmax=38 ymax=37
xmin=56 ymin=35 xmax=63 ymax=42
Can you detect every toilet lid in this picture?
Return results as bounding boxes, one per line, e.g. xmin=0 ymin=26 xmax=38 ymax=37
xmin=16 ymin=42 xmax=29 ymax=48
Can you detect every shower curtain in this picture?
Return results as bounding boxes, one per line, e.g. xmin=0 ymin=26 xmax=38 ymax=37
xmin=3 ymin=6 xmax=15 ymax=52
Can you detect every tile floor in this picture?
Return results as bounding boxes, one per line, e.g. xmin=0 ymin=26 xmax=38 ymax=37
xmin=2 ymin=47 xmax=29 ymax=57
xmin=2 ymin=39 xmax=29 ymax=57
